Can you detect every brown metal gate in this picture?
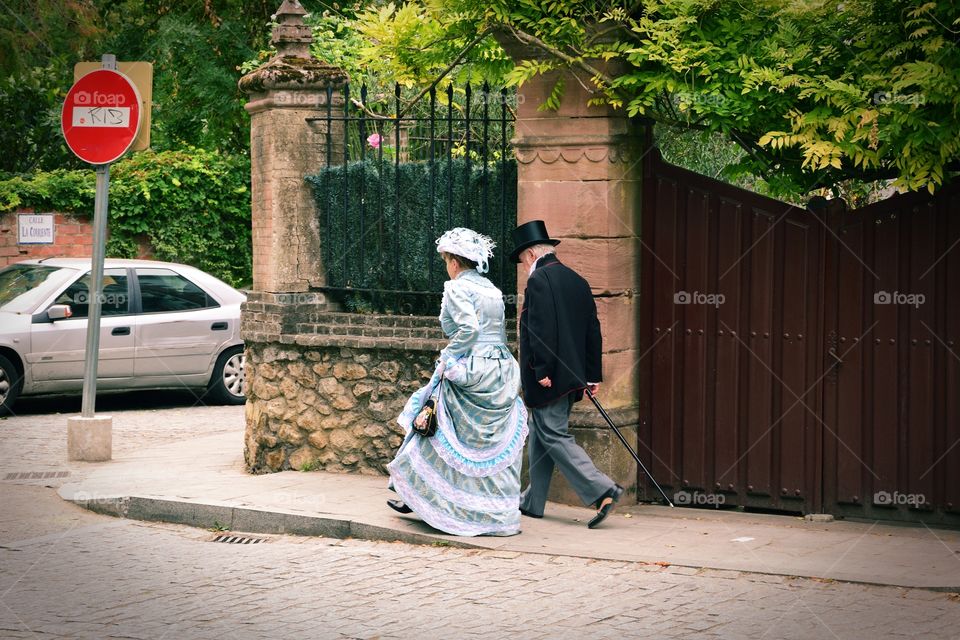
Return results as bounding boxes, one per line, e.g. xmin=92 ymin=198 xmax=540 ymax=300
xmin=638 ymin=149 xmax=960 ymax=525
xmin=821 ymin=185 xmax=960 ymax=523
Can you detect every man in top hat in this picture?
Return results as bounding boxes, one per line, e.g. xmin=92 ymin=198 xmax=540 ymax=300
xmin=509 ymin=220 xmax=623 ymax=528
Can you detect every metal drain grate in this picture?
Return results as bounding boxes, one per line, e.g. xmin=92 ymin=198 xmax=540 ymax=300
xmin=212 ymin=534 xmax=266 ymax=544
xmin=3 ymin=470 xmax=70 ymax=481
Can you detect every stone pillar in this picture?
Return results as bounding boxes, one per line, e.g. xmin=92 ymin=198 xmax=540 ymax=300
xmin=498 ymin=33 xmax=647 ymax=505
xmin=238 ymin=0 xmax=348 ymax=292
xmin=238 ymin=0 xmax=348 ymax=471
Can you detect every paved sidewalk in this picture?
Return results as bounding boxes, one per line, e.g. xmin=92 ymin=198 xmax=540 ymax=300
xmin=59 ymin=430 xmax=960 ymax=591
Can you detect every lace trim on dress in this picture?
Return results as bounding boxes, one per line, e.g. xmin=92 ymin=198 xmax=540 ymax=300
xmin=404 ymin=445 xmax=521 ymax=512
xmin=389 ymin=473 xmax=520 ymax=537
xmin=428 ymin=399 xmax=529 ymax=477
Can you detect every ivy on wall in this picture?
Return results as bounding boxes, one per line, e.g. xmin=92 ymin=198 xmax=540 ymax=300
xmin=307 ymin=158 xmax=517 ymax=315
xmin=0 ymin=149 xmax=252 ymax=288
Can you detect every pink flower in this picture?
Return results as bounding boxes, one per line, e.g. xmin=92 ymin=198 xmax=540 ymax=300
xmin=367 ymin=133 xmax=382 ymax=149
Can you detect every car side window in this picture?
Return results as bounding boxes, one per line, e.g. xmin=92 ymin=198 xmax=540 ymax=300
xmin=54 ymin=270 xmax=129 ymax=318
xmin=137 ymin=268 xmax=218 ymax=313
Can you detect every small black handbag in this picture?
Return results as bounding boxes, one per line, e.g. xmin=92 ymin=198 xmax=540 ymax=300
xmin=412 ymin=378 xmax=443 ymax=437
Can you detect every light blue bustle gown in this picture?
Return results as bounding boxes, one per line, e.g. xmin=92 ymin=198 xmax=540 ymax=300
xmin=388 ymin=269 xmax=528 ymax=536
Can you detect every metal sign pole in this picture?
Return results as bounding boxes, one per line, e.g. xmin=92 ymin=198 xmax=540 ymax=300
xmin=66 ymin=52 xmax=120 ymax=460
xmin=80 ymin=161 xmax=110 ymax=418
xmin=77 ymin=52 xmax=116 ymax=419
xmin=63 ymin=53 xmax=145 ymax=460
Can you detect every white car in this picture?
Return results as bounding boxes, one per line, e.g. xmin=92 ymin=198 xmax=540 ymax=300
xmin=0 ymin=258 xmax=246 ymax=414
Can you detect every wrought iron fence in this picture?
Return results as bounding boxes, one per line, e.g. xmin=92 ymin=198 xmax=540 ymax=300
xmin=306 ymin=81 xmax=517 ymax=316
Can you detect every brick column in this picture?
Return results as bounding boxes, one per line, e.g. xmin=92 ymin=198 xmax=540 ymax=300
xmin=498 ymin=33 xmax=648 ymax=504
xmin=238 ymin=0 xmax=347 ymax=292
xmin=237 ymin=0 xmax=348 ymax=471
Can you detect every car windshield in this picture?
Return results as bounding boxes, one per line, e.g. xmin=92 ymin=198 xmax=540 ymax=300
xmin=0 ymin=264 xmax=79 ymax=313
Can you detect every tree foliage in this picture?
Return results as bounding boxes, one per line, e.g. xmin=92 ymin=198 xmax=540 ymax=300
xmin=0 ymin=2 xmax=282 ymax=283
xmin=94 ymin=0 xmax=274 ymax=153
xmin=0 ymin=0 xmax=281 ymax=171
xmin=346 ymin=0 xmax=960 ymax=198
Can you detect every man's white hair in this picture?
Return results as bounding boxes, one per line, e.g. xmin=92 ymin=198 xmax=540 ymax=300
xmin=526 ymin=243 xmax=556 ymax=260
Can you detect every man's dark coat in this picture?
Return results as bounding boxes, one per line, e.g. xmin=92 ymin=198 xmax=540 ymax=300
xmin=519 ymin=253 xmax=602 ymax=407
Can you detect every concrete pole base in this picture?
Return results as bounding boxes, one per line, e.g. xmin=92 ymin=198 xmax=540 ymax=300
xmin=67 ymin=416 xmax=113 ymax=462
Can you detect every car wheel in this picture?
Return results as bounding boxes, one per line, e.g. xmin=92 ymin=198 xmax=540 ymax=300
xmin=0 ymin=353 xmax=23 ymax=416
xmin=207 ymin=346 xmax=246 ymax=405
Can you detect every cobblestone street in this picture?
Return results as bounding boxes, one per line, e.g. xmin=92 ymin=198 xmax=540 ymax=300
xmin=2 ymin=395 xmax=960 ymax=639
xmin=2 ymin=510 xmax=960 ymax=640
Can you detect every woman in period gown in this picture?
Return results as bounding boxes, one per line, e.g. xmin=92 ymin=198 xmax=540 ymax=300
xmin=386 ymin=228 xmax=528 ymax=536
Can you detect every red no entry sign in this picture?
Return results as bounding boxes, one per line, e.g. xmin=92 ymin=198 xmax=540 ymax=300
xmin=61 ymin=69 xmax=142 ymax=165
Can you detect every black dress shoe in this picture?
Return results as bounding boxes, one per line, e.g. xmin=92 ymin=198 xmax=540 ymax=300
xmin=588 ymin=484 xmax=623 ymax=529
xmin=519 ymin=507 xmax=543 ymax=519
xmin=387 ymin=499 xmax=413 ymax=514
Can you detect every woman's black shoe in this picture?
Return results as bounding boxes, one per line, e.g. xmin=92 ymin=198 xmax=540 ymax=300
xmin=387 ymin=499 xmax=413 ymax=514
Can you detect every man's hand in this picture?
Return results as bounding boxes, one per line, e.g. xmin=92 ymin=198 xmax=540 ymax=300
xmin=538 ymin=376 xmax=552 ymax=388
xmin=588 ymin=383 xmax=600 ymax=396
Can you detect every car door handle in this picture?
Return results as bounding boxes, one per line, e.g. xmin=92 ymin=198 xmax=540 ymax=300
xmin=211 ymin=322 xmax=228 ymax=331
xmin=112 ymin=327 xmax=131 ymax=336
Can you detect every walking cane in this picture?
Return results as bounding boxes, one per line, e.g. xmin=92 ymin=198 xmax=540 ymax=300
xmin=586 ymin=389 xmax=675 ymax=507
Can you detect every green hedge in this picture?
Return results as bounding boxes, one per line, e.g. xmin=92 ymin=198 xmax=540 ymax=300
xmin=307 ymin=158 xmax=517 ymax=315
xmin=0 ymin=149 xmax=252 ymax=288
xmin=0 ymin=169 xmax=95 ymax=212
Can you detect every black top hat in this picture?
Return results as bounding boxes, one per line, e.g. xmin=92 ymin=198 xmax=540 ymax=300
xmin=509 ymin=220 xmax=560 ymax=263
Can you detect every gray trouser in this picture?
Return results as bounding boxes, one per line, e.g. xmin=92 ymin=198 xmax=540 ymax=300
xmin=520 ymin=394 xmax=614 ymax=515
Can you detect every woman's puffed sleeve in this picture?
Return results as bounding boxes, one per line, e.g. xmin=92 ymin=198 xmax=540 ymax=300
xmin=438 ymin=280 xmax=479 ymax=366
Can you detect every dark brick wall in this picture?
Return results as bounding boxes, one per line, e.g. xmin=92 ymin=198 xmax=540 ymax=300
xmin=241 ymin=291 xmax=516 ymax=350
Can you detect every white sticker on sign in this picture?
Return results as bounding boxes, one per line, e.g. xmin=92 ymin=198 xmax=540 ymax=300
xmin=71 ymin=107 xmax=131 ymax=128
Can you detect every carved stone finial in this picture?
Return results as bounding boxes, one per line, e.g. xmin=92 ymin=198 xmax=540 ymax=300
xmin=272 ymin=0 xmax=311 ymax=58
xmin=238 ymin=0 xmax=348 ymax=101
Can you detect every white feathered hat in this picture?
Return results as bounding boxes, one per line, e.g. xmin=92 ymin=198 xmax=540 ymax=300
xmin=435 ymin=227 xmax=496 ymax=274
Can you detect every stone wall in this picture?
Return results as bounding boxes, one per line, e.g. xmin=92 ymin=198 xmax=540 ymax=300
xmin=243 ymin=342 xmax=437 ymax=474
xmin=241 ymin=292 xmax=471 ymax=474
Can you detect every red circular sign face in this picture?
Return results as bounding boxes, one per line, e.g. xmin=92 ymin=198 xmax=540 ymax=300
xmin=61 ymin=69 xmax=142 ymax=165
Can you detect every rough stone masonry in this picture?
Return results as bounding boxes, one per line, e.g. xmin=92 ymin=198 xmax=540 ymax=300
xmin=244 ymin=342 xmax=433 ymax=474
xmin=241 ymin=296 xmax=457 ymax=473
